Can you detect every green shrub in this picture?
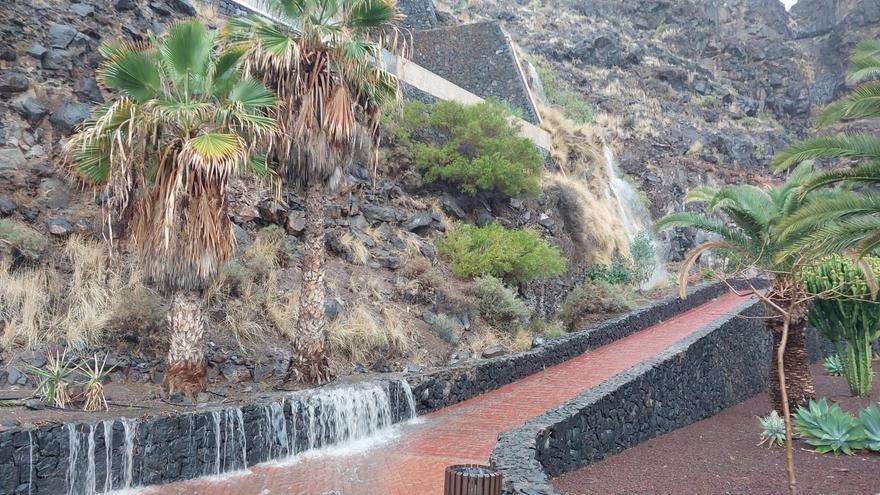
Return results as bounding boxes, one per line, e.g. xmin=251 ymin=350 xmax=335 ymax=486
xmin=438 ymin=223 xmax=567 ymax=283
xmin=630 ymin=231 xmax=657 ymax=287
xmin=530 ymin=58 xmax=593 ymax=124
xmin=757 ymin=411 xmax=786 ymax=448
xmin=397 ymin=100 xmax=544 ymax=198
xmin=559 ymin=280 xmax=632 ymax=329
xmin=475 ymin=275 xmax=530 ymax=333
xmin=0 ymin=219 xmax=49 ymax=262
xmin=585 ymin=257 xmax=634 ymax=285
xmin=794 ymin=399 xmax=865 ymax=455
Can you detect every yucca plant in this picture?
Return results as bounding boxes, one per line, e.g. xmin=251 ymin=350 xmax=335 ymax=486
xmin=860 ymin=403 xmax=880 ymax=452
xmin=30 ymin=350 xmax=74 ymax=408
xmin=771 ymin=40 xmax=880 ymax=257
xmin=657 ymin=162 xmax=819 ymax=412
xmin=802 ymin=254 xmax=880 ymax=396
xmin=76 ymin=354 xmax=115 ymax=412
xmin=823 ymin=354 xmax=845 ymax=376
xmin=794 ymin=399 xmax=865 ymax=455
xmin=223 ymin=0 xmax=404 ymax=383
xmin=65 ymin=21 xmax=277 ymax=399
xmin=758 ymin=410 xmax=786 ymax=448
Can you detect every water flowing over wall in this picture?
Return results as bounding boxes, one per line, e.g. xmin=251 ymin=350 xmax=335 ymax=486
xmin=0 ymin=379 xmax=416 ymax=494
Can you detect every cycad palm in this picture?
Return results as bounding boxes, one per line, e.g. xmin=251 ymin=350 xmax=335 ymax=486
xmin=771 ymin=39 xmax=880 ymax=257
xmin=657 ymin=163 xmax=818 ymax=411
xmin=223 ymin=0 xmax=403 ymax=384
xmin=65 ymin=21 xmax=277 ymax=399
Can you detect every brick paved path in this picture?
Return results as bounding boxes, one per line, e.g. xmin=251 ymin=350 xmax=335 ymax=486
xmin=143 ymin=291 xmax=750 ymax=495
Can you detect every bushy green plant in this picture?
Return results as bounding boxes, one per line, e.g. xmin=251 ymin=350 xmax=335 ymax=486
xmin=438 ymin=223 xmax=567 ymax=283
xmin=559 ymin=280 xmax=632 ymax=329
xmin=823 ymin=354 xmax=844 ymax=376
xmin=757 ymin=410 xmax=786 ymax=448
xmin=397 ymin=100 xmax=544 ymax=198
xmin=29 ymin=350 xmax=74 ymax=408
xmin=585 ymin=257 xmax=634 ymax=285
xmin=803 ymin=254 xmax=880 ymax=396
xmin=630 ymin=231 xmax=657 ymax=288
xmin=794 ymin=399 xmax=864 ymax=455
xmin=475 ymin=275 xmax=530 ymax=333
xmin=859 ymin=403 xmax=880 ymax=452
xmin=0 ymin=219 xmax=49 ymax=263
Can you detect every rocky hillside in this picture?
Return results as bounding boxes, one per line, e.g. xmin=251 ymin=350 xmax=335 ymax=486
xmin=432 ymin=0 xmax=880 ymax=257
xmin=0 ymin=0 xmax=877 ymax=389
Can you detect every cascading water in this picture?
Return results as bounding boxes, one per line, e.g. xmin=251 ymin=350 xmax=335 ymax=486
xmin=601 ymin=142 xmax=669 ymax=288
xmin=119 ymin=417 xmax=137 ymax=490
xmin=66 ymin=424 xmax=79 ymax=495
xmin=27 ymin=430 xmax=33 ymax=495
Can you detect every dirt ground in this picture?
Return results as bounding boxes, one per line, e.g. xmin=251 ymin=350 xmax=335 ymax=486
xmin=553 ymin=362 xmax=880 ymax=495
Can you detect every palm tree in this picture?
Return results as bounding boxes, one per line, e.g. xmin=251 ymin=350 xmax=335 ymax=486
xmin=656 ymin=163 xmax=820 ymax=412
xmin=770 ymin=39 xmax=880 ymax=256
xmin=65 ymin=21 xmax=277 ymax=399
xmin=223 ymin=0 xmax=403 ymax=383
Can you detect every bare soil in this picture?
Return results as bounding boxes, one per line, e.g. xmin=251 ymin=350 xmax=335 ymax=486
xmin=552 ymin=362 xmax=880 ymax=495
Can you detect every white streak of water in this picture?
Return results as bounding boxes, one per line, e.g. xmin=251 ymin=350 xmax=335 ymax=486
xmin=602 ymin=142 xmax=669 ymax=289
xmin=102 ymin=420 xmax=114 ymax=493
xmin=27 ymin=430 xmax=33 ymax=495
xmin=119 ymin=418 xmax=137 ymax=490
xmin=66 ymin=424 xmax=79 ymax=495
xmin=85 ymin=424 xmax=97 ymax=494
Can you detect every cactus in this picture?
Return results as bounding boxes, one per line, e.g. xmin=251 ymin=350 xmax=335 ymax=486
xmin=802 ymin=255 xmax=880 ymax=396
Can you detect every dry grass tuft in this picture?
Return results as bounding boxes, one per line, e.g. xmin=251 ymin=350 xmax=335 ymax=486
xmin=0 ymin=260 xmax=55 ymax=349
xmin=339 ymin=232 xmax=369 ymax=265
xmin=61 ymin=236 xmax=122 ymax=349
xmin=328 ymin=304 xmax=412 ymax=362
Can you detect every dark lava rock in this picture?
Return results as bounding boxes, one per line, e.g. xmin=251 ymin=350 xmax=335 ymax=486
xmin=115 ymin=0 xmax=136 ymax=10
xmin=168 ymin=0 xmax=197 ymax=15
xmin=441 ymin=195 xmax=466 ymax=219
xmin=402 ymin=211 xmax=433 ymax=231
xmin=371 ymin=357 xmax=390 ymax=373
xmin=361 ymin=204 xmax=397 ymax=223
xmin=481 ymin=345 xmax=506 ymax=359
xmin=324 ymin=298 xmax=343 ymax=320
xmin=0 ymin=50 xmax=16 ymax=61
xmin=48 ymin=23 xmax=78 ymax=48
xmin=6 ymin=367 xmax=26 ymax=386
xmin=25 ymin=44 xmax=47 ymax=59
xmin=0 ymin=72 xmax=28 ymax=93
xmin=41 ymin=50 xmax=67 ymax=70
xmin=75 ymin=78 xmax=103 ymax=103
xmin=47 ymin=218 xmax=73 ymax=236
xmin=13 ymin=96 xmax=48 ymax=122
xmin=219 ymin=363 xmax=250 ymax=383
xmin=71 ymin=3 xmax=95 ymax=16
xmin=50 ymin=103 xmax=92 ymax=132
xmin=250 ymin=364 xmax=272 ymax=382
xmin=531 ymin=335 xmax=547 ymax=348
xmin=0 ymin=195 xmax=16 ymax=216
xmin=377 ymin=254 xmax=402 ymax=270
xmin=25 ymin=398 xmax=44 ymax=410
xmin=285 ymin=211 xmax=305 ymax=234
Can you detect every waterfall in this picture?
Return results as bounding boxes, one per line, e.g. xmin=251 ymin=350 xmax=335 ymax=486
xmin=66 ymin=424 xmax=79 ymax=495
xmin=85 ymin=424 xmax=97 ymax=494
xmin=27 ymin=431 xmax=33 ymax=495
xmin=101 ymin=420 xmax=113 ymax=493
xmin=210 ymin=410 xmax=221 ymax=476
xmin=399 ymin=380 xmax=417 ymax=421
xmin=261 ymin=400 xmax=289 ymax=461
xmin=119 ymin=418 xmax=137 ymax=490
xmin=601 ymin=142 xmax=669 ymax=289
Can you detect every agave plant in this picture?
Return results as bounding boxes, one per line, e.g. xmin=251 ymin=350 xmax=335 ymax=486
xmin=65 ymin=21 xmax=277 ymax=399
xmin=29 ymin=350 xmax=74 ymax=408
xmin=76 ymin=354 xmax=115 ymax=412
xmin=859 ymin=403 xmax=880 ymax=452
xmin=794 ymin=398 xmax=865 ymax=455
xmin=758 ymin=410 xmax=786 ymax=448
xmin=823 ymin=354 xmax=845 ymax=376
xmin=223 ymin=0 xmax=404 ymax=383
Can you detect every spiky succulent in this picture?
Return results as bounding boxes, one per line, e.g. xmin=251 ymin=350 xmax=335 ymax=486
xmin=757 ymin=411 xmax=786 ymax=448
xmin=794 ymin=399 xmax=865 ymax=455
xmin=823 ymin=354 xmax=845 ymax=376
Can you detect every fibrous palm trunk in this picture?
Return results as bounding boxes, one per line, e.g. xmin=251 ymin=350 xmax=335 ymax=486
xmin=291 ymin=180 xmax=333 ymax=384
xmin=766 ymin=281 xmax=815 ymax=412
xmin=163 ymin=291 xmax=208 ymax=401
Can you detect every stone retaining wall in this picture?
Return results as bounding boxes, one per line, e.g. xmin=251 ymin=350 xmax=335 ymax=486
xmin=0 ymin=380 xmax=414 ymax=494
xmin=489 ymin=298 xmax=831 ymax=495
xmin=405 ymin=282 xmax=734 ymax=413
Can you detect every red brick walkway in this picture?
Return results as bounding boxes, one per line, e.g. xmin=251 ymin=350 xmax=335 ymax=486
xmin=143 ymin=291 xmax=751 ymax=495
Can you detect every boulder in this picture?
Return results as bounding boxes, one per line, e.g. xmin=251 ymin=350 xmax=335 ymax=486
xmin=481 ymin=345 xmax=506 ymax=359
xmin=0 ymin=148 xmax=26 ymax=170
xmin=402 ymin=211 xmax=433 ymax=231
xmin=47 ymin=218 xmax=74 ymax=236
xmin=50 ymin=103 xmax=92 ymax=133
xmin=0 ymin=72 xmax=28 ymax=93
xmin=48 ymin=23 xmax=78 ymax=49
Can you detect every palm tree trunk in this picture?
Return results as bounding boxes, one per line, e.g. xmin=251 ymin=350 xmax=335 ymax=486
xmin=766 ymin=298 xmax=815 ymax=412
xmin=291 ymin=180 xmax=333 ymax=384
xmin=163 ymin=290 xmax=208 ymax=401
